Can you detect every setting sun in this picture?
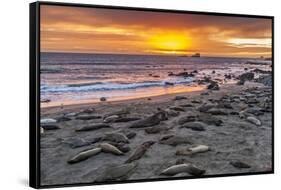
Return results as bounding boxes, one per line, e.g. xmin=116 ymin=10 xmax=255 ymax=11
xmin=148 ymin=33 xmax=191 ymax=54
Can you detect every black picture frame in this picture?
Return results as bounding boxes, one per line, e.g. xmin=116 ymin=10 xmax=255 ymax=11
xmin=29 ymin=1 xmax=274 ymax=188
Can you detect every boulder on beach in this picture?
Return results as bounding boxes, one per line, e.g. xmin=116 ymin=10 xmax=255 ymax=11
xmin=100 ymin=97 xmax=107 ymax=102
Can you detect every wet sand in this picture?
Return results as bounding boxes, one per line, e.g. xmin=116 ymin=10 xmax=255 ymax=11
xmin=40 ymin=79 xmax=272 ymax=186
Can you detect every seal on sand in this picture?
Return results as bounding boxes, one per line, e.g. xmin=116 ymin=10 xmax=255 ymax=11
xmin=99 ymin=143 xmax=124 ymax=155
xmin=128 ymin=111 xmax=168 ymax=128
xmin=68 ymin=147 xmax=102 ymax=164
xmin=125 ymin=141 xmax=155 ymax=163
xmin=160 ymin=163 xmax=205 ymax=176
xmin=176 ymin=145 xmax=210 ymax=156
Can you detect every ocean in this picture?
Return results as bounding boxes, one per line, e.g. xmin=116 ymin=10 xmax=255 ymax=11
xmin=40 ymin=52 xmax=264 ymax=107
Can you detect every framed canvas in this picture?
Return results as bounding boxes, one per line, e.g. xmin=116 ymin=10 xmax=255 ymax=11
xmin=29 ymin=1 xmax=274 ymax=188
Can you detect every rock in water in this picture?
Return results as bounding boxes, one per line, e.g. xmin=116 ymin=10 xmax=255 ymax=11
xmin=230 ymin=161 xmax=251 ymax=168
xmin=176 ymin=145 xmax=210 ymax=155
xmin=238 ymin=72 xmax=254 ymax=81
xmin=181 ymin=122 xmax=207 ymax=131
xmin=99 ymin=143 xmax=124 ymax=155
xmin=103 ymin=132 xmax=129 ymax=143
xmin=75 ymin=115 xmax=102 ymax=120
xmin=68 ymin=147 xmax=102 ymax=164
xmin=100 ymin=97 xmax=107 ymax=102
xmin=159 ymin=135 xmax=192 ymax=146
xmin=125 ymin=141 xmax=155 ymax=163
xmin=246 ymin=116 xmax=261 ymax=126
xmin=76 ymin=124 xmax=111 ymax=132
xmin=95 ymin=163 xmax=137 ymax=182
xmin=161 ymin=164 xmax=205 ymax=176
xmin=128 ymin=111 xmax=167 ymax=128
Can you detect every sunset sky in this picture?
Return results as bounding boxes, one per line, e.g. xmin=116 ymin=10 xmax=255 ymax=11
xmin=41 ymin=5 xmax=272 ymax=57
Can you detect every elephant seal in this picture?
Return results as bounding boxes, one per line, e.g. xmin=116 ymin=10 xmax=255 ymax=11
xmin=75 ymin=115 xmax=102 ymax=120
xmin=159 ymin=135 xmax=192 ymax=146
xmin=99 ymin=143 xmax=124 ymax=155
xmin=246 ymin=116 xmax=261 ymax=126
xmin=125 ymin=141 xmax=155 ymax=163
xmin=75 ymin=124 xmax=111 ymax=132
xmin=181 ymin=122 xmax=206 ymax=131
xmin=95 ymin=163 xmax=137 ymax=182
xmin=103 ymin=132 xmax=129 ymax=143
xmin=68 ymin=147 xmax=102 ymax=164
xmin=161 ymin=163 xmax=205 ymax=176
xmin=128 ymin=111 xmax=168 ymax=128
xmin=176 ymin=145 xmax=210 ymax=156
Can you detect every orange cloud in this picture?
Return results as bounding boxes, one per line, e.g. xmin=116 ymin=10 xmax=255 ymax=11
xmin=40 ymin=5 xmax=272 ymax=57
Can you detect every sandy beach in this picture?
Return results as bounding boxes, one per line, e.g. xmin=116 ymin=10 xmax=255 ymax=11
xmin=40 ymin=72 xmax=272 ymax=186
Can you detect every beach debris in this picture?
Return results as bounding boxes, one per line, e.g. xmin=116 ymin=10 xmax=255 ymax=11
xmin=181 ymin=122 xmax=207 ymax=131
xmin=174 ymin=96 xmax=187 ymax=101
xmin=76 ymin=124 xmax=111 ymax=132
xmin=95 ymin=163 xmax=137 ymax=182
xmin=176 ymin=145 xmax=210 ymax=156
xmin=177 ymin=115 xmax=197 ymax=125
xmin=99 ymin=143 xmax=124 ymax=155
xmin=41 ymin=124 xmax=60 ymax=130
xmin=230 ymin=161 xmax=251 ymax=169
xmin=160 ymin=163 xmax=205 ymax=176
xmin=63 ymin=137 xmax=91 ymax=148
xmin=159 ymin=135 xmax=192 ymax=146
xmin=68 ymin=147 xmax=102 ymax=164
xmin=40 ymin=118 xmax=57 ymax=124
xmin=128 ymin=111 xmax=168 ymax=128
xmin=125 ymin=141 xmax=155 ymax=163
xmin=246 ymin=116 xmax=262 ymax=126
xmin=75 ymin=115 xmax=102 ymax=120
xmin=100 ymin=97 xmax=107 ymax=102
xmin=198 ymin=114 xmax=222 ymax=126
xmin=103 ymin=132 xmax=129 ymax=143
